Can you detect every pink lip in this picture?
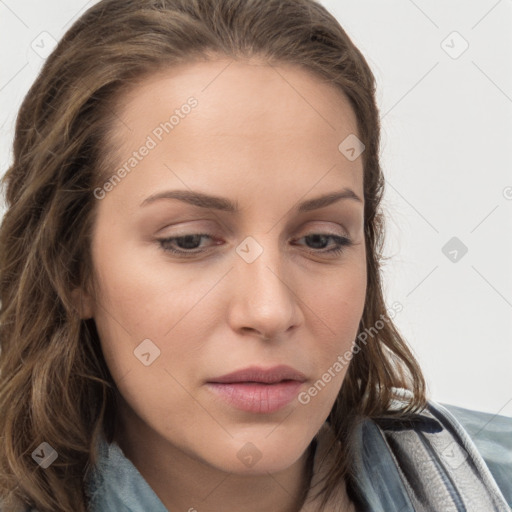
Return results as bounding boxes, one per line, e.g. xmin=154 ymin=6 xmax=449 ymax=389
xmin=209 ymin=365 xmax=307 ymax=384
xmin=206 ymin=365 xmax=306 ymax=414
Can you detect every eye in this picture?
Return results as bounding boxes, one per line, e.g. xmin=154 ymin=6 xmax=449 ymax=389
xmin=158 ymin=233 xmax=217 ymax=256
xmin=291 ymin=233 xmax=354 ymax=256
xmin=157 ymin=232 xmax=354 ymax=258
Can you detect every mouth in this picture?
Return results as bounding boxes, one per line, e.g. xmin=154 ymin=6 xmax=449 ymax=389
xmin=206 ymin=365 xmax=306 ymax=414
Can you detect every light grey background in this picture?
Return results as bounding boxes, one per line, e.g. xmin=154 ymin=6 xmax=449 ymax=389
xmin=1 ymin=0 xmax=511 ymax=417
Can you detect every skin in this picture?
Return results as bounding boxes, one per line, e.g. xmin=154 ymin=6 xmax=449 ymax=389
xmin=77 ymin=58 xmax=366 ymax=512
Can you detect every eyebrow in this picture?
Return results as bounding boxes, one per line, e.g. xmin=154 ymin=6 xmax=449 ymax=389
xmin=140 ymin=188 xmax=362 ymax=212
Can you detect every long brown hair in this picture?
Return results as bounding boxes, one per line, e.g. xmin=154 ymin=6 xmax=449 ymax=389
xmin=0 ymin=0 xmax=427 ymax=510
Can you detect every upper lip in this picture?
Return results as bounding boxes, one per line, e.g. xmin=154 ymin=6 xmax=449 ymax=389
xmin=208 ymin=365 xmax=307 ymax=384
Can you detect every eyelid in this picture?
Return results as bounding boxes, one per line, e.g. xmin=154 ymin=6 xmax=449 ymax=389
xmin=154 ymin=219 xmax=352 ymax=244
xmin=295 ymin=221 xmax=351 ymax=239
xmin=156 ymin=229 xmax=354 ymax=259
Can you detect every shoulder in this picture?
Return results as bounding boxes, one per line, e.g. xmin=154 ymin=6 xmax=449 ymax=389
xmin=348 ymin=396 xmax=512 ymax=511
xmin=440 ymin=401 xmax=512 ymax=507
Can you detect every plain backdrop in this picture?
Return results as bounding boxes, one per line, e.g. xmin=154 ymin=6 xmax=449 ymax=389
xmin=0 ymin=0 xmax=511 ymax=417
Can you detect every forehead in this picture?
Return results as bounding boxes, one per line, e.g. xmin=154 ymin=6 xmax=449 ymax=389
xmin=116 ymin=58 xmax=357 ymax=133
xmin=102 ymin=58 xmax=363 ymax=204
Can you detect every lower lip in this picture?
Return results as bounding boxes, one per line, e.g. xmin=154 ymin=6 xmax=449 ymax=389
xmin=206 ymin=380 xmax=304 ymax=413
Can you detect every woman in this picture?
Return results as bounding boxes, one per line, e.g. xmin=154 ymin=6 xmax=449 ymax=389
xmin=0 ymin=1 xmax=510 ymax=511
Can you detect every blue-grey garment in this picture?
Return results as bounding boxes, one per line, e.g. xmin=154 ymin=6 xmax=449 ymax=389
xmin=347 ymin=401 xmax=511 ymax=511
xmin=84 ymin=399 xmax=511 ymax=512
xmin=442 ymin=402 xmax=512 ymax=508
xmin=86 ymin=435 xmax=169 ymax=512
xmin=4 ymin=399 xmax=509 ymax=511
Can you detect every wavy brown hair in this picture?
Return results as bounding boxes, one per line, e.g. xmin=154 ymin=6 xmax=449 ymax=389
xmin=0 ymin=0 xmax=427 ymax=510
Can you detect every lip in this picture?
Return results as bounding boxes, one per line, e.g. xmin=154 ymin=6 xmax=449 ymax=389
xmin=206 ymin=365 xmax=306 ymax=414
xmin=208 ymin=365 xmax=307 ymax=384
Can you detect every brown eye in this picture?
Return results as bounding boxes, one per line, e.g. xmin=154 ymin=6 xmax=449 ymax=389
xmin=292 ymin=233 xmax=353 ymax=256
xmin=158 ymin=233 xmax=216 ymax=256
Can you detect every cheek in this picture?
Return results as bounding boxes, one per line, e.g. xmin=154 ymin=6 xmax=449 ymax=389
xmin=91 ymin=253 xmax=212 ymax=433
xmin=89 ymin=227 xmax=216 ymax=394
xmin=312 ymin=257 xmax=366 ymax=338
xmin=303 ymin=256 xmax=366 ymax=386
xmin=92 ymin=228 xmax=209 ymax=335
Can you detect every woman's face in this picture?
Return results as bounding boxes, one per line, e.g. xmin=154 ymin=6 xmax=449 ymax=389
xmin=84 ymin=58 xmax=366 ymax=474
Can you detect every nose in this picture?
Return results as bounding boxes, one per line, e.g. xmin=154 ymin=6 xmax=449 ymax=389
xmin=227 ymin=237 xmax=303 ymax=341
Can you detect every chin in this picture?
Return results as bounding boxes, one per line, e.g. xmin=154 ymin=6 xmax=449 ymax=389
xmin=200 ymin=428 xmax=313 ymax=475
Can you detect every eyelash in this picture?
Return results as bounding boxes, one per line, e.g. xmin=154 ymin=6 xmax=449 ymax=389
xmin=157 ymin=232 xmax=354 ymax=258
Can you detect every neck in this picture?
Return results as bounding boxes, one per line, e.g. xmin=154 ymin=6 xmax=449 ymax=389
xmin=111 ymin=396 xmax=355 ymax=512
xmin=113 ymin=406 xmax=315 ymax=512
